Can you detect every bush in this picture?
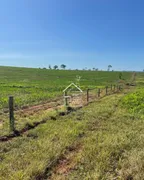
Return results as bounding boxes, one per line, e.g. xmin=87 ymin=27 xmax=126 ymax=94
xmin=121 ymin=89 xmax=144 ymax=115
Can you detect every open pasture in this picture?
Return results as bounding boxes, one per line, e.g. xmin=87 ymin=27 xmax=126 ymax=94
xmin=0 ymin=66 xmax=133 ymax=136
xmin=0 ymin=66 xmax=144 ymax=179
xmin=0 ymin=66 xmax=133 ymax=109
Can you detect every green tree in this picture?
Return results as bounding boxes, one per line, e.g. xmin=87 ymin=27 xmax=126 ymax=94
xmin=53 ymin=65 xmax=58 ymax=70
xmin=60 ymin=64 xmax=66 ymax=69
xmin=108 ymin=65 xmax=112 ymax=71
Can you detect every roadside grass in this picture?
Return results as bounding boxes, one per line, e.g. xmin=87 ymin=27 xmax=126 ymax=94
xmin=0 ymin=94 xmax=122 ymax=180
xmin=0 ymin=107 xmax=61 ymax=137
xmin=0 ymin=117 xmax=86 ymax=180
xmin=65 ymin=107 xmax=144 ymax=180
xmin=51 ymin=91 xmax=144 ymax=180
xmin=0 ymin=89 xmax=144 ymax=180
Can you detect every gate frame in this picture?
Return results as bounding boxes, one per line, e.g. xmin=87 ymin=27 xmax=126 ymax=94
xmin=63 ymin=83 xmax=83 ymax=107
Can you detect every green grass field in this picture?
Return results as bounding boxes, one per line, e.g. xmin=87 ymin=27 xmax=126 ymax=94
xmin=0 ymin=66 xmax=144 ymax=180
xmin=0 ymin=66 xmax=141 ymax=136
xmin=0 ymin=66 xmax=133 ymax=109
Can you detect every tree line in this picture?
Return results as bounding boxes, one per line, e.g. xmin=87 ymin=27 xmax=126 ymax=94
xmin=41 ymin=64 xmax=113 ymax=71
xmin=41 ymin=64 xmax=67 ymax=70
xmin=49 ymin=64 xmax=66 ymax=70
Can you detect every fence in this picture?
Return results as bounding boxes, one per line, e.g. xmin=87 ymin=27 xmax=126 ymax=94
xmin=0 ymin=84 xmax=124 ymax=136
xmin=64 ymin=84 xmax=123 ymax=108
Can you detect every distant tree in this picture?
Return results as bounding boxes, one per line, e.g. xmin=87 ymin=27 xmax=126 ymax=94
xmin=43 ymin=67 xmax=47 ymax=70
xmin=93 ymin=68 xmax=95 ymax=71
xmin=60 ymin=64 xmax=66 ymax=69
xmin=108 ymin=65 xmax=112 ymax=71
xmin=96 ymin=68 xmax=99 ymax=71
xmin=143 ymin=69 xmax=144 ymax=72
xmin=53 ymin=65 xmax=58 ymax=70
xmin=48 ymin=65 xmax=52 ymax=69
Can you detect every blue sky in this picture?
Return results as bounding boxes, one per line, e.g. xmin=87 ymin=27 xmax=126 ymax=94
xmin=0 ymin=0 xmax=144 ymax=71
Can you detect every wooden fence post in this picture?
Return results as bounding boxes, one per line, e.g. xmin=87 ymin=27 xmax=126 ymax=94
xmin=9 ymin=96 xmax=15 ymax=132
xmin=114 ymin=85 xmax=116 ymax=92
xmin=119 ymin=85 xmax=121 ymax=91
xmin=64 ymin=91 xmax=68 ymax=107
xmin=111 ymin=84 xmax=113 ymax=91
xmin=98 ymin=88 xmax=101 ymax=98
xmin=117 ymin=85 xmax=119 ymax=92
xmin=106 ymin=86 xmax=108 ymax=95
xmin=87 ymin=89 xmax=89 ymax=103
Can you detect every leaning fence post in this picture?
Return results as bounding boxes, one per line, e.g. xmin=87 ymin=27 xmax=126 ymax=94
xmin=64 ymin=91 xmax=68 ymax=107
xmin=98 ymin=88 xmax=101 ymax=98
xmin=9 ymin=96 xmax=15 ymax=132
xmin=87 ymin=89 xmax=89 ymax=103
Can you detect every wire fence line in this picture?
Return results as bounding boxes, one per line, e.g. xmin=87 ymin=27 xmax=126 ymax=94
xmin=65 ymin=84 xmax=124 ymax=108
xmin=0 ymin=84 xmax=125 ymax=137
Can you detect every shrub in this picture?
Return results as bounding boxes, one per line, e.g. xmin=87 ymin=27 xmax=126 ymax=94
xmin=121 ymin=89 xmax=144 ymax=115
